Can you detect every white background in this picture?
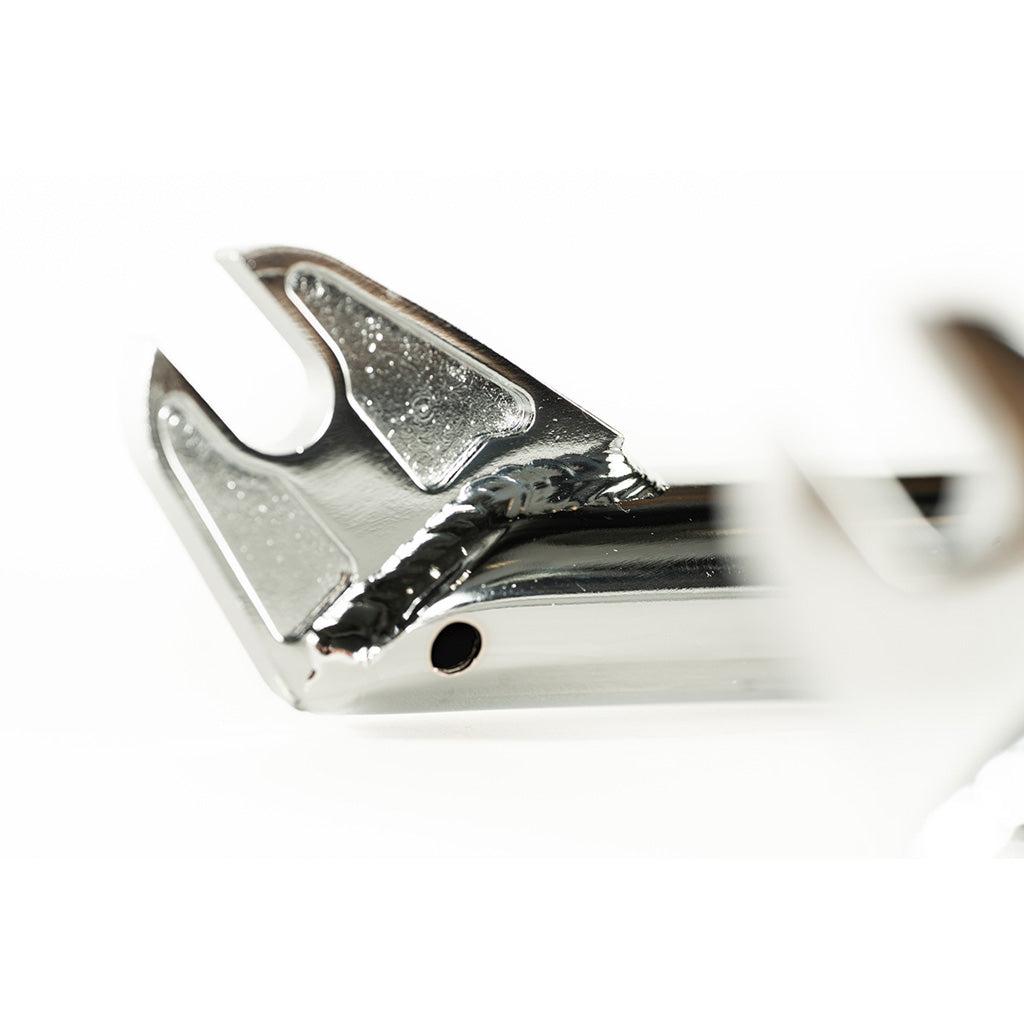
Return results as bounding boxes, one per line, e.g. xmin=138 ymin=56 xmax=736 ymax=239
xmin=4 ymin=0 xmax=1024 ymax=1019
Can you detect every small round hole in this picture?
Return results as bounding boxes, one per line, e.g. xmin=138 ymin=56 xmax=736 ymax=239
xmin=431 ymin=622 xmax=482 ymax=674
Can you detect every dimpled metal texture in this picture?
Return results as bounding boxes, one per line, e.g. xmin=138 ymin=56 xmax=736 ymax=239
xmin=288 ymin=265 xmax=535 ymax=492
xmin=158 ymin=403 xmax=352 ymax=641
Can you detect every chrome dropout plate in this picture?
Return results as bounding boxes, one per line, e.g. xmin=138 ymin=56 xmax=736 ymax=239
xmin=130 ymin=246 xmax=788 ymax=711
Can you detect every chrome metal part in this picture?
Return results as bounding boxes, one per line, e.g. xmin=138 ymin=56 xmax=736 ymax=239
xmin=127 ymin=247 xmax=1001 ymax=720
xmin=135 ymin=246 xmax=786 ymax=712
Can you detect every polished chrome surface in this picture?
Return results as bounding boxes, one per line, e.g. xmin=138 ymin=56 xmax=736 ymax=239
xmin=133 ymin=245 xmax=729 ymax=711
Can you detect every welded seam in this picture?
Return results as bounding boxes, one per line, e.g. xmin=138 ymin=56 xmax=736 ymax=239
xmin=315 ymin=452 xmax=659 ymax=654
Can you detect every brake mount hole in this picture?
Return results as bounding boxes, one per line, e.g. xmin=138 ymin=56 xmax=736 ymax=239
xmin=430 ymin=622 xmax=482 ymax=674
